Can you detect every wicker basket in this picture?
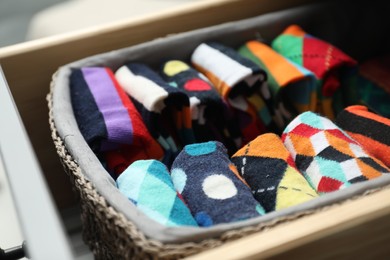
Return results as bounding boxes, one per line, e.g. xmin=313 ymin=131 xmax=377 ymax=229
xmin=47 ymin=2 xmax=390 ymax=259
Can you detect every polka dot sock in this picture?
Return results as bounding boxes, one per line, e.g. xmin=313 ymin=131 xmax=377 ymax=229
xmin=160 ymin=60 xmax=236 ymax=148
xmin=116 ymin=160 xmax=198 ymax=227
xmin=272 ymin=25 xmax=357 ymax=120
xmin=232 ymin=133 xmax=318 ymax=212
xmin=70 ymin=67 xmax=164 ymax=176
xmin=171 ymin=141 xmax=265 ymax=227
xmin=336 ymin=105 xmax=390 ymax=167
xmin=239 ymin=40 xmax=317 ymax=129
xmin=282 ymin=111 xmax=390 ymax=194
xmin=191 ymin=42 xmax=269 ymax=145
xmin=115 ymin=63 xmax=195 ymax=165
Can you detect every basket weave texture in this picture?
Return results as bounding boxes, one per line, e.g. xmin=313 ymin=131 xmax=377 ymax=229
xmin=48 ymin=70 xmax=387 ymax=259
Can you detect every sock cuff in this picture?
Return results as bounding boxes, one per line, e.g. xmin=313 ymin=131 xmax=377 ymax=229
xmin=343 ymin=105 xmax=390 ymax=126
xmin=191 ymin=42 xmax=266 ymax=99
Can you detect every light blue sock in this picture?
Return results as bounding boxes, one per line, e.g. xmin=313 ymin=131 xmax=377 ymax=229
xmin=116 ymin=159 xmax=198 ymax=227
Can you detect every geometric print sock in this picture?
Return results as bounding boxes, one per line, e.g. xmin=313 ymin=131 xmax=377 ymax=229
xmin=282 ymin=111 xmax=390 ymax=194
xmin=116 ymin=160 xmax=198 ymax=227
xmin=239 ymin=40 xmax=317 ymax=129
xmin=232 ymin=133 xmax=318 ymax=212
xmin=356 ymin=56 xmax=390 ymax=117
xmin=339 ymin=67 xmax=390 ymax=118
xmin=171 ymin=141 xmax=265 ymax=227
xmin=272 ymin=25 xmax=357 ymax=120
xmin=115 ymin=63 xmax=194 ymax=165
xmin=336 ymin=105 xmax=390 ymax=167
xmin=70 ymin=67 xmax=163 ymax=166
xmin=191 ymin=42 xmax=269 ymax=144
xmin=160 ymin=60 xmax=227 ymax=143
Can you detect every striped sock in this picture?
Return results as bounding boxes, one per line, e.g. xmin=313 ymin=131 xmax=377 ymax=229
xmin=70 ymin=67 xmax=163 ymax=177
xmin=336 ymin=105 xmax=390 ymax=167
xmin=171 ymin=141 xmax=265 ymax=227
xmin=115 ymin=63 xmax=195 ymax=165
xmin=191 ymin=42 xmax=270 ymax=145
xmin=272 ymin=25 xmax=357 ymax=120
xmin=116 ymin=160 xmax=198 ymax=227
xmin=282 ymin=111 xmax=390 ymax=194
xmin=232 ymin=133 xmax=318 ymax=212
xmin=239 ymin=40 xmax=317 ymax=129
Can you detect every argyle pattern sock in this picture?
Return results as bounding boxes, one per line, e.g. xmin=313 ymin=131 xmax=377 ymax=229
xmin=335 ymin=66 xmax=390 ymax=118
xmin=239 ymin=40 xmax=317 ymax=128
xmin=70 ymin=67 xmax=164 ymax=167
xmin=115 ymin=63 xmax=195 ymax=165
xmin=272 ymin=25 xmax=357 ymax=119
xmin=191 ymin=42 xmax=269 ymax=144
xmin=160 ymin=60 xmax=230 ymax=143
xmin=282 ymin=111 xmax=390 ymax=194
xmin=232 ymin=133 xmax=318 ymax=212
xmin=116 ymin=160 xmax=198 ymax=227
xmin=336 ymin=105 xmax=390 ymax=167
xmin=354 ymin=56 xmax=390 ymax=117
xmin=171 ymin=141 xmax=265 ymax=227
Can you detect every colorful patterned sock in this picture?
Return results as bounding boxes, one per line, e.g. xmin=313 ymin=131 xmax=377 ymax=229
xmin=116 ymin=160 xmax=198 ymax=227
xmin=336 ymin=105 xmax=390 ymax=167
xmin=160 ymin=60 xmax=230 ymax=143
xmin=115 ymin=63 xmax=195 ymax=165
xmin=342 ymin=56 xmax=390 ymax=118
xmin=104 ymin=142 xmax=164 ymax=178
xmin=191 ymin=42 xmax=269 ymax=144
xmin=171 ymin=141 xmax=265 ymax=227
xmin=282 ymin=111 xmax=390 ymax=194
xmin=232 ymin=133 xmax=318 ymax=212
xmin=70 ymin=67 xmax=164 ymax=170
xmin=272 ymin=25 xmax=357 ymax=119
xmin=239 ymin=40 xmax=317 ymax=128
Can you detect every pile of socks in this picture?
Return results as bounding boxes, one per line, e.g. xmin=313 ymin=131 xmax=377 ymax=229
xmin=69 ymin=24 xmax=390 ymax=227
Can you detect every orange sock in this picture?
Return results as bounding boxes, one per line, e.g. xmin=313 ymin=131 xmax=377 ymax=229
xmin=336 ymin=105 xmax=390 ymax=167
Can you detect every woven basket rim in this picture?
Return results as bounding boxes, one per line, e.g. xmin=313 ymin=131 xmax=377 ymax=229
xmin=47 ymin=69 xmax=390 ymax=258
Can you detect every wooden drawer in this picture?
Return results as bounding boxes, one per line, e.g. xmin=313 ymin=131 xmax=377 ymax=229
xmin=1 ymin=0 xmax=390 ymax=258
xmin=0 ymin=0 xmax=313 ymax=210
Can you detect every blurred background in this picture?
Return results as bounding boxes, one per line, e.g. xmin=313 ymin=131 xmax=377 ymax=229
xmin=0 ymin=1 xmax=201 ymax=258
xmin=0 ymin=0 xmax=64 ymax=47
xmin=0 ymin=0 xmax=201 ymax=47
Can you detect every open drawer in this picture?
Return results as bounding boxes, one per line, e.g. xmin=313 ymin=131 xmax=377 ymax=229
xmin=1 ymin=0 xmax=390 ymax=259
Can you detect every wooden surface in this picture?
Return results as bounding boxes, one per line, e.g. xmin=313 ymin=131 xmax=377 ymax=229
xmin=1 ymin=0 xmax=390 ymax=258
xmin=187 ymin=187 xmax=390 ymax=259
xmin=0 ymin=0 xmax=312 ymax=209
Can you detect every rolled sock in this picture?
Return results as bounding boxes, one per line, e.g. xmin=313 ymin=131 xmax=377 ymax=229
xmin=350 ymin=56 xmax=390 ymax=117
xmin=232 ymin=133 xmax=318 ymax=212
xmin=282 ymin=111 xmax=390 ymax=194
xmin=272 ymin=25 xmax=357 ymax=119
xmin=191 ymin=42 xmax=269 ymax=144
xmin=239 ymin=40 xmax=317 ymax=128
xmin=116 ymin=160 xmax=198 ymax=227
xmin=115 ymin=63 xmax=195 ymax=165
xmin=70 ymin=67 xmax=163 ymax=165
xmin=336 ymin=105 xmax=390 ymax=167
xmin=160 ymin=60 xmax=230 ymax=143
xmin=171 ymin=141 xmax=265 ymax=227
xmin=104 ymin=141 xmax=164 ymax=178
